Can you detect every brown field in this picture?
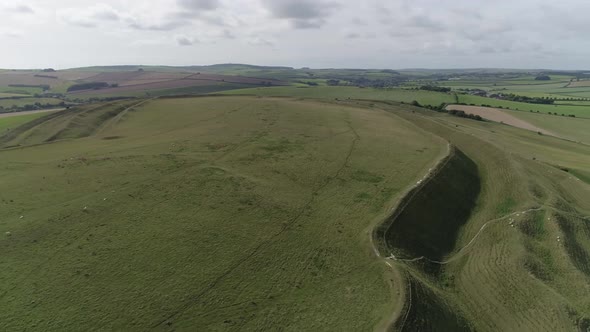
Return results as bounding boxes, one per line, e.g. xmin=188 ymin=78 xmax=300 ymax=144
xmin=0 ymin=72 xmax=66 ymax=87
xmin=53 ymin=71 xmax=101 ymax=81
xmin=446 ymin=104 xmax=559 ymax=137
xmin=69 ymin=72 xmax=286 ymax=95
xmin=117 ymin=72 xmax=191 ymax=86
xmin=81 ymin=71 xmax=147 ymax=84
xmin=568 ymin=80 xmax=590 ymax=87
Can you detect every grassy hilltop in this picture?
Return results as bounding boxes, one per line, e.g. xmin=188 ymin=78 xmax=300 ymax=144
xmin=0 ymin=96 xmax=445 ymax=330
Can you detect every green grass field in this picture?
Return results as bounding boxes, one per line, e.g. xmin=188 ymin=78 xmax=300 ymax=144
xmin=0 ymin=111 xmax=60 ymax=133
xmin=0 ymin=93 xmax=29 ymax=98
xmin=0 ymin=96 xmax=447 ymax=330
xmin=457 ymin=94 xmax=590 ymax=118
xmin=500 ymin=109 xmax=590 ymax=144
xmin=220 ymin=86 xmax=456 ymax=105
xmin=0 ymin=86 xmax=44 ymax=95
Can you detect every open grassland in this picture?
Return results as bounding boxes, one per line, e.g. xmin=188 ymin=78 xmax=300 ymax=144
xmin=0 ymin=96 xmax=446 ymax=330
xmin=501 ymin=110 xmax=590 ymax=144
xmin=0 ymin=93 xmax=29 ymax=98
xmin=0 ymin=86 xmax=44 ymax=96
xmin=220 ymin=86 xmax=456 ymax=105
xmin=0 ymin=111 xmax=60 ymax=133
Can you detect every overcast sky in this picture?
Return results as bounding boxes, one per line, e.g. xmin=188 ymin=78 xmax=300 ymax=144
xmin=1 ymin=0 xmax=588 ymax=69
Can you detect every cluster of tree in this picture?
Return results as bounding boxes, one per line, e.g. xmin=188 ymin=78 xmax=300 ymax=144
xmin=326 ymin=79 xmax=340 ymax=86
xmin=535 ymin=75 xmax=551 ymax=81
xmin=409 ymin=101 xmax=484 ymax=121
xmin=447 ymin=109 xmax=484 ymax=121
xmin=34 ymin=74 xmax=58 ymax=79
xmin=547 ymin=112 xmax=576 ymax=117
xmin=67 ymin=82 xmax=110 ymax=92
xmin=502 ymin=94 xmax=554 ymax=104
xmin=419 ymin=85 xmax=452 ymax=93
xmin=295 ymin=81 xmax=319 ymax=86
xmin=42 ymin=68 xmax=56 ymax=72
xmin=67 ymin=96 xmax=131 ymax=103
xmin=0 ymin=101 xmax=66 ymax=113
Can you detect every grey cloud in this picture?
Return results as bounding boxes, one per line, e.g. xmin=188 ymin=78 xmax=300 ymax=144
xmin=128 ymin=19 xmax=189 ymax=31
xmin=261 ymin=0 xmax=340 ymax=29
xmin=0 ymin=30 xmax=23 ymax=38
xmin=93 ymin=10 xmax=120 ymax=21
xmin=7 ymin=4 xmax=34 ymax=14
xmin=351 ymin=18 xmax=367 ymax=26
xmin=173 ymin=0 xmax=230 ymax=27
xmin=178 ymin=0 xmax=221 ymax=11
xmin=292 ymin=19 xmax=324 ymax=29
xmin=176 ymin=36 xmax=196 ymax=46
xmin=222 ymin=29 xmax=236 ymax=39
xmin=345 ymin=32 xmax=360 ymax=39
xmin=248 ymin=37 xmax=274 ymax=47
xmin=407 ymin=15 xmax=446 ymax=32
xmin=59 ymin=5 xmax=121 ymax=28
xmin=479 ymin=46 xmax=496 ymax=54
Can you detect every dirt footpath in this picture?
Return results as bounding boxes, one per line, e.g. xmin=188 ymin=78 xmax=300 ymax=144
xmin=446 ymin=105 xmax=559 ymax=137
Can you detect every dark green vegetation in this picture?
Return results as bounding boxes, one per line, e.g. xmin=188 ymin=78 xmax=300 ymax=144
xmin=378 ymin=147 xmax=480 ymax=264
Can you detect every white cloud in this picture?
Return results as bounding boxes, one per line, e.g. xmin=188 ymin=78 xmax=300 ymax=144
xmin=0 ymin=0 xmax=589 ymax=69
xmin=58 ymin=4 xmax=120 ymax=28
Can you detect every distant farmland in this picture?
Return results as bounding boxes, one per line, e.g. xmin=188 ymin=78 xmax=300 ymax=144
xmin=68 ymin=72 xmax=287 ymax=96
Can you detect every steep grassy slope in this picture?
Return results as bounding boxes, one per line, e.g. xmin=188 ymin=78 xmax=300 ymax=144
xmin=0 ymin=101 xmax=140 ymax=148
xmin=0 ymin=96 xmax=445 ymax=330
xmin=368 ymin=100 xmax=590 ymax=331
xmin=378 ymin=147 xmax=480 ymax=265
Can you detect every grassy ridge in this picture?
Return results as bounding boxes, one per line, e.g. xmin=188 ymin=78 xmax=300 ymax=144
xmin=365 ymin=100 xmax=590 ymax=331
xmin=0 ymin=96 xmax=445 ymax=330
